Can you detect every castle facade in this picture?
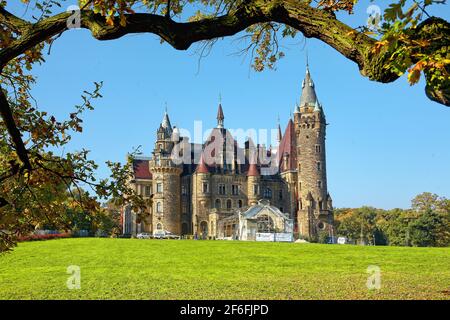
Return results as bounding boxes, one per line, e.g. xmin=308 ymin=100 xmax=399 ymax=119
xmin=122 ymin=65 xmax=334 ymax=240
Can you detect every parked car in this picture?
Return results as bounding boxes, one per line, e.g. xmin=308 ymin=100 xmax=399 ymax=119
xmin=137 ymin=232 xmax=152 ymax=239
xmin=153 ymin=230 xmax=180 ymax=240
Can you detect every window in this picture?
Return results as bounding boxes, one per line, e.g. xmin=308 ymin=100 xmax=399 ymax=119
xmin=232 ymin=185 xmax=239 ymax=195
xmin=279 ymin=190 xmax=283 ymax=200
xmin=319 ymin=201 xmax=323 ymax=210
xmin=218 ymin=184 xmax=226 ymax=195
xmin=253 ymin=184 xmax=259 ymax=196
xmin=145 ymin=185 xmax=151 ymax=197
xmin=318 ymin=180 xmax=322 ymax=189
xmin=202 ymin=182 xmax=209 ymax=193
xmin=315 ymin=145 xmax=321 ymax=153
xmin=156 ymin=183 xmax=163 ymax=193
xmin=257 ymin=215 xmax=274 ymax=232
xmin=263 ymin=188 xmax=272 ymax=199
xmin=226 ymin=199 xmax=232 ymax=210
xmin=156 ymin=202 xmax=163 ymax=213
xmin=299 ymin=182 xmax=302 ymax=191
xmin=280 ymin=207 xmax=283 ymax=213
xmin=238 ymin=200 xmax=243 ymax=208
xmin=156 ymin=223 xmax=163 ymax=230
xmin=181 ymin=185 xmax=187 ymax=195
xmin=182 ymin=204 xmax=187 ymax=214
xmin=298 ymin=163 xmax=301 ymax=172
xmin=215 ymin=199 xmax=221 ymax=209
xmin=317 ymin=161 xmax=321 ymax=171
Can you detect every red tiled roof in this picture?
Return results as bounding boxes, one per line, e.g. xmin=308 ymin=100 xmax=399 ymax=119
xmin=133 ymin=159 xmax=152 ymax=179
xmin=247 ymin=162 xmax=260 ymax=177
xmin=278 ymin=119 xmax=297 ymax=172
xmin=196 ymin=153 xmax=210 ymax=174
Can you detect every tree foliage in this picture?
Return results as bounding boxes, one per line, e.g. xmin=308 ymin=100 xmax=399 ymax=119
xmin=335 ymin=192 xmax=450 ymax=247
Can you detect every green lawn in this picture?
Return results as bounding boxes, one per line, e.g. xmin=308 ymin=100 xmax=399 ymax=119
xmin=0 ymin=238 xmax=449 ymax=300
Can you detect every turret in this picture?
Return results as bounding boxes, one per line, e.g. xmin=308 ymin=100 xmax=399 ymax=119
xmin=192 ymin=153 xmax=212 ymax=236
xmin=295 ymin=63 xmax=333 ymax=239
xmin=247 ymin=160 xmax=260 ymax=206
xmin=149 ymin=109 xmax=182 ymax=235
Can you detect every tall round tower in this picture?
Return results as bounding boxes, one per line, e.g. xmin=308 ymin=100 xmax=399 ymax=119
xmin=295 ymin=64 xmax=333 ymax=239
xmin=149 ymin=110 xmax=183 ymax=235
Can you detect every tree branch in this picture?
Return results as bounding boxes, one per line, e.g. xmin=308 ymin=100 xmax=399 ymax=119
xmin=0 ymin=0 xmax=448 ymax=102
xmin=0 ymin=87 xmax=31 ymax=170
xmin=0 ymin=6 xmax=30 ymax=31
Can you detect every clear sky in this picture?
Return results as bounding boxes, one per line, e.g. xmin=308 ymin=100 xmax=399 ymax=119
xmin=7 ymin=1 xmax=450 ymax=209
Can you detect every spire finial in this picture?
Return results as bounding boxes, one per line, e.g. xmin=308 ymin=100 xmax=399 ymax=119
xmin=306 ymin=50 xmax=309 ymax=72
xmin=219 ymin=93 xmax=222 ymax=104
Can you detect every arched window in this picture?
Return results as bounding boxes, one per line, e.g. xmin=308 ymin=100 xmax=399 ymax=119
xmin=264 ymin=187 xmax=272 ymax=199
xmin=226 ymin=199 xmax=232 ymax=210
xmin=156 ymin=223 xmax=163 ymax=230
xmin=215 ymin=199 xmax=221 ymax=209
xmin=181 ymin=223 xmax=189 ymax=235
xmin=200 ymin=221 xmax=208 ymax=239
xmin=156 ymin=202 xmax=162 ymax=213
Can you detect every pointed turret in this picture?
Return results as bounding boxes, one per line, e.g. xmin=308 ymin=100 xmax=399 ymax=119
xmin=161 ymin=110 xmax=172 ymax=134
xmin=277 ymin=116 xmax=282 ymax=143
xmin=217 ymin=103 xmax=224 ymax=128
xmin=196 ymin=153 xmax=210 ymax=174
xmin=247 ymin=162 xmax=260 ymax=177
xmin=299 ymin=64 xmax=318 ymax=107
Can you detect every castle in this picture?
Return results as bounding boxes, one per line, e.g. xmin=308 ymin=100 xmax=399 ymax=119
xmin=122 ymin=65 xmax=334 ymax=240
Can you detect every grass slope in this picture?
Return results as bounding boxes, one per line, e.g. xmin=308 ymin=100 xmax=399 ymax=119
xmin=0 ymin=238 xmax=449 ymax=300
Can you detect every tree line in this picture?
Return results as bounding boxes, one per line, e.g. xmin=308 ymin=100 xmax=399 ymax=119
xmin=330 ymin=192 xmax=450 ymax=247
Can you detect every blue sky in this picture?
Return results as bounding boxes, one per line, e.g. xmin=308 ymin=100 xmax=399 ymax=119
xmin=7 ymin=1 xmax=450 ymax=209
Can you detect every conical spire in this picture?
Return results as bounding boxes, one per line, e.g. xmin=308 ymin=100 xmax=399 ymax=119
xmin=196 ymin=153 xmax=209 ymax=174
xmin=247 ymin=162 xmax=260 ymax=177
xmin=161 ymin=105 xmax=172 ymax=134
xmin=299 ymin=63 xmax=318 ymax=107
xmin=277 ymin=116 xmax=282 ymax=143
xmin=217 ymin=103 xmax=224 ymax=128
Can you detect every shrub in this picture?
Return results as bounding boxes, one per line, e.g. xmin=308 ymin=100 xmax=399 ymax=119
xmin=18 ymin=233 xmax=71 ymax=242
